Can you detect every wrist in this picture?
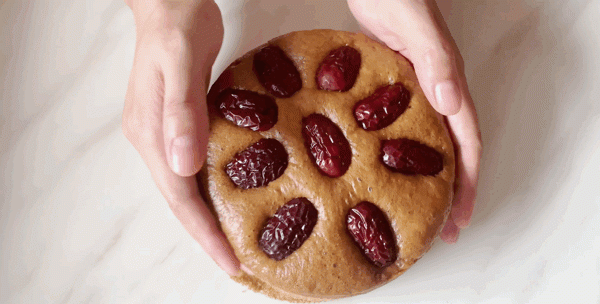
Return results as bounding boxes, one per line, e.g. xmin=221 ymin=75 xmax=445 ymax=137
xmin=127 ymin=0 xmax=213 ymax=29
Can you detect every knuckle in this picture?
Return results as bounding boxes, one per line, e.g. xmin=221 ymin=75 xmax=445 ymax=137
xmin=200 ymin=225 xmax=226 ymax=253
xmin=121 ymin=112 xmax=138 ymax=143
xmin=121 ymin=119 xmax=131 ymax=141
xmin=422 ymin=36 xmax=457 ymax=68
xmin=423 ymin=39 xmax=465 ymax=80
xmin=163 ymin=100 xmax=184 ymax=117
xmin=206 ymin=236 xmax=225 ymax=255
xmin=163 ymin=102 xmax=200 ymax=128
xmin=165 ymin=195 xmax=189 ymax=220
xmin=166 ymin=196 xmax=181 ymax=214
xmin=164 ymin=191 xmax=193 ymax=214
xmin=472 ymin=127 xmax=483 ymax=152
xmin=160 ymin=29 xmax=190 ymax=58
xmin=121 ymin=108 xmax=161 ymax=149
xmin=455 ymin=50 xmax=466 ymax=70
xmin=122 ymin=93 xmax=135 ymax=141
xmin=465 ymin=133 xmax=483 ymax=160
xmin=475 ymin=136 xmax=483 ymax=156
xmin=431 ymin=40 xmax=456 ymax=64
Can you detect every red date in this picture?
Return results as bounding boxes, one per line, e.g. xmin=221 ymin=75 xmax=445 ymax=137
xmin=316 ymin=46 xmax=361 ymax=92
xmin=259 ymin=197 xmax=318 ymax=261
xmin=216 ymin=88 xmax=278 ymax=131
xmin=381 ymin=138 xmax=443 ymax=176
xmin=354 ymin=83 xmax=410 ymax=131
xmin=253 ymin=45 xmax=302 ymax=98
xmin=225 ymin=138 xmax=288 ymax=189
xmin=302 ymin=114 xmax=352 ymax=178
xmin=347 ymin=201 xmax=398 ymax=268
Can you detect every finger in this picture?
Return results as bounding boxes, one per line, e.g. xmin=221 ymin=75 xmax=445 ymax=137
xmin=414 ymin=44 xmax=462 ymax=116
xmin=400 ymin=0 xmax=464 ymax=116
xmin=447 ymin=88 xmax=482 ymax=228
xmin=161 ymin=41 xmax=210 ymax=177
xmin=439 ymin=214 xmax=460 ymax=244
xmin=357 ymin=23 xmax=381 ymax=44
xmin=348 ymin=0 xmax=462 ymax=116
xmin=167 ymin=178 xmax=243 ymax=277
xmin=139 ymin=110 xmax=241 ymax=277
xmin=124 ymin=56 xmax=241 ymax=276
xmin=147 ymin=144 xmax=242 ymax=276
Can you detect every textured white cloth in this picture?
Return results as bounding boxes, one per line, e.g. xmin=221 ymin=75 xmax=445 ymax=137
xmin=1 ymin=1 xmax=599 ymax=303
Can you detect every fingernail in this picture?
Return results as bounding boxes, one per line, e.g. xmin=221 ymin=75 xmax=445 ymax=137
xmin=441 ymin=219 xmax=460 ymax=244
xmin=435 ymin=80 xmax=462 ymax=115
xmin=171 ymin=135 xmax=194 ymax=175
xmin=240 ymin=264 xmax=254 ymax=276
xmin=444 ymin=228 xmax=460 ymax=244
xmin=455 ymin=216 xmax=471 ymax=229
xmin=452 ymin=204 xmax=473 ymax=229
xmin=449 ymin=231 xmax=459 ymax=244
xmin=219 ymin=254 xmax=241 ymax=277
xmin=228 ymin=267 xmax=242 ymax=277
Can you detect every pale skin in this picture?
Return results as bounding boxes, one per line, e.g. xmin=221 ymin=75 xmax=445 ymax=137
xmin=123 ymin=0 xmax=482 ymax=276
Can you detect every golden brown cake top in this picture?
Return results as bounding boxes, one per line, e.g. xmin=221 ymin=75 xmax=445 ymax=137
xmin=199 ymin=29 xmax=455 ymax=302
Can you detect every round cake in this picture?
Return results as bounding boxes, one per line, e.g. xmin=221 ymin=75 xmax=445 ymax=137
xmin=198 ymin=29 xmax=455 ymax=302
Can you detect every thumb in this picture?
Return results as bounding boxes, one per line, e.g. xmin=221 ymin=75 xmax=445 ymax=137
xmin=162 ymin=51 xmax=210 ymax=177
xmin=411 ymin=33 xmax=464 ymax=116
xmin=348 ymin=0 xmax=464 ymax=116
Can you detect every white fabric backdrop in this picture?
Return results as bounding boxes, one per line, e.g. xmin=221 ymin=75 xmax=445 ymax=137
xmin=1 ymin=1 xmax=599 ymax=303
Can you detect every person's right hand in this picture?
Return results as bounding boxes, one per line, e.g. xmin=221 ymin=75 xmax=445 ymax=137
xmin=122 ymin=0 xmax=241 ymax=276
xmin=347 ymin=0 xmax=482 ymax=244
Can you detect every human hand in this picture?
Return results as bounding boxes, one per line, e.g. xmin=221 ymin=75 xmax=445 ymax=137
xmin=122 ymin=0 xmax=241 ymax=275
xmin=347 ymin=0 xmax=482 ymax=243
